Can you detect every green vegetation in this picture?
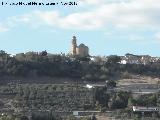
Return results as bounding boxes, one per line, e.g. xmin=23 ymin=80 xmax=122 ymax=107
xmin=0 ymin=84 xmax=94 ymax=112
xmin=0 ymin=50 xmax=160 ymax=119
xmin=0 ymin=83 xmax=160 ymax=119
xmin=0 ymin=114 xmax=28 ymax=120
xmin=0 ymin=50 xmax=159 ymax=81
xmin=128 ymin=92 xmax=160 ymax=107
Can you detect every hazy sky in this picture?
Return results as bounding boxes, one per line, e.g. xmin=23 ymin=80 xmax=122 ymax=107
xmin=0 ymin=0 xmax=160 ymax=56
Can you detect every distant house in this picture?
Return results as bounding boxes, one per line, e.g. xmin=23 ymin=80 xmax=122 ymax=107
xmin=133 ymin=106 xmax=159 ymax=112
xmin=140 ymin=55 xmax=152 ymax=65
xmin=121 ymin=59 xmax=127 ymax=64
xmin=120 ymin=54 xmax=141 ymax=64
xmin=120 ymin=53 xmax=152 ymax=65
xmin=151 ymin=57 xmax=160 ymax=63
xmin=90 ymin=56 xmax=108 ymax=65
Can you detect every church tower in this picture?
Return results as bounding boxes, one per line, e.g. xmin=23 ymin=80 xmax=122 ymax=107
xmin=71 ymin=36 xmax=77 ymax=56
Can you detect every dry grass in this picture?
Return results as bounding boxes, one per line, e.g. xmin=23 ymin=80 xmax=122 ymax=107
xmin=117 ymin=76 xmax=160 ymax=86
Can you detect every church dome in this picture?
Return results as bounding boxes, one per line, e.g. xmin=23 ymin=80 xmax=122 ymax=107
xmin=79 ymin=43 xmax=85 ymax=47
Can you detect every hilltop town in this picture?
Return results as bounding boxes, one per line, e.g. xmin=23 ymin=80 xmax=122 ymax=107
xmin=0 ymin=36 xmax=160 ymax=120
xmin=69 ymin=36 xmax=159 ymax=65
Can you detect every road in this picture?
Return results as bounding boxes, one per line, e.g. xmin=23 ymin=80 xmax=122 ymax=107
xmin=85 ymin=83 xmax=160 ymax=94
xmin=115 ymin=84 xmax=160 ymax=94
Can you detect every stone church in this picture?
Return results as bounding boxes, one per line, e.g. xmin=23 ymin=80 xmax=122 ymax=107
xmin=70 ymin=36 xmax=89 ymax=57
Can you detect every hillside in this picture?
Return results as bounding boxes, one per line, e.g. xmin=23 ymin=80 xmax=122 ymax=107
xmin=0 ymin=50 xmax=160 ymax=83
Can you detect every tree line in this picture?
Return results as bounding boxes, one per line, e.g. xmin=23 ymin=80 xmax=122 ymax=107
xmin=0 ymin=50 xmax=159 ymax=80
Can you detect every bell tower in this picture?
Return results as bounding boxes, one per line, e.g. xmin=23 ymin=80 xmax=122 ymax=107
xmin=72 ymin=36 xmax=77 ymax=56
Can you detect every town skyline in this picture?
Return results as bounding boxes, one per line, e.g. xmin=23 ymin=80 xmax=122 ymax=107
xmin=0 ymin=35 xmax=159 ymax=57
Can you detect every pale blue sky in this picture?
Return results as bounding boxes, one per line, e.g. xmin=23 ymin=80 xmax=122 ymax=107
xmin=0 ymin=0 xmax=160 ymax=56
